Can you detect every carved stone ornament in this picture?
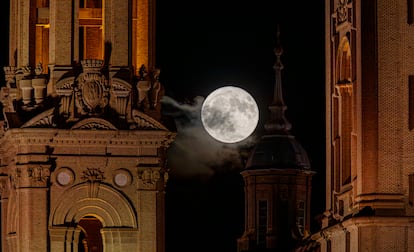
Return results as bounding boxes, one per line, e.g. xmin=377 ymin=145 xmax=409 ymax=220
xmin=110 ymin=78 xmax=132 ymax=117
xmin=55 ymin=76 xmax=75 ymax=116
xmin=335 ymin=0 xmax=352 ymax=27
xmin=14 ymin=165 xmax=50 ymax=188
xmin=0 ymin=175 xmax=10 ymax=197
xmin=4 ymin=66 xmax=17 ymax=87
xmin=16 ymin=65 xmax=32 ymax=77
xmin=137 ymin=168 xmax=161 ymax=190
xmin=71 ymin=118 xmax=117 ymax=130
xmin=0 ymin=87 xmax=16 ymax=114
xmin=82 ymin=168 xmax=105 ymax=198
xmin=1 ymin=66 xmax=17 ymax=113
xmin=81 ymin=168 xmax=105 ymax=183
xmin=136 ymin=65 xmax=164 ymax=112
xmin=21 ymin=108 xmax=55 ymax=128
xmin=75 ymin=60 xmax=109 ymax=115
xmin=131 ymin=109 xmax=168 ymax=130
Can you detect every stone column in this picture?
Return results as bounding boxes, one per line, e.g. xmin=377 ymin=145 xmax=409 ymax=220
xmin=73 ymin=228 xmax=81 ymax=252
xmin=137 ymin=190 xmax=157 ymax=252
xmin=32 ymin=77 xmax=48 ymax=104
xmin=147 ymin=0 xmax=156 ymax=69
xmin=9 ymin=1 xmax=18 ymax=66
xmin=136 ymin=168 xmax=164 ymax=252
xmin=19 ymin=79 xmax=33 ymax=105
xmin=17 ymin=0 xmax=36 ymax=67
xmin=0 ymin=176 xmax=9 ymax=252
xmin=48 ymin=0 xmax=73 ymax=95
xmin=49 ymin=227 xmax=68 ymax=252
xmin=101 ymin=228 xmax=139 ymax=251
xmin=49 ymin=0 xmax=72 ymax=66
xmin=134 ymin=0 xmax=149 ymax=70
xmin=15 ymin=164 xmax=50 ymax=252
xmin=105 ymin=0 xmax=130 ymax=67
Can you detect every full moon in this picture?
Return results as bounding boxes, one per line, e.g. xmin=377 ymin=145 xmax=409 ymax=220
xmin=201 ymin=86 xmax=259 ymax=143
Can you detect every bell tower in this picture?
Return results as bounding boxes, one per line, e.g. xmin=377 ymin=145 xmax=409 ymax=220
xmin=0 ymin=1 xmax=175 ymax=252
xmin=316 ymin=0 xmax=414 ymax=251
xmin=237 ymin=31 xmax=315 ymax=252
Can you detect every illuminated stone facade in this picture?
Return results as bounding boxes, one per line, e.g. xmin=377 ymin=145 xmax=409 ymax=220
xmin=0 ymin=0 xmax=174 ymax=251
xmin=316 ymin=0 xmax=414 ymax=251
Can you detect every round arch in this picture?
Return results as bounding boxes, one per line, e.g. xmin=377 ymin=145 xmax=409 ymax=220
xmin=50 ymin=183 xmax=137 ymax=228
xmin=336 ymin=35 xmax=352 ymax=84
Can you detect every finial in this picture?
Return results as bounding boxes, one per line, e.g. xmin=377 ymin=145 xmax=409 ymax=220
xmin=264 ymin=26 xmax=292 ymax=134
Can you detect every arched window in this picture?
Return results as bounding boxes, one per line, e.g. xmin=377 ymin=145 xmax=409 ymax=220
xmin=333 ymin=36 xmax=353 ymax=190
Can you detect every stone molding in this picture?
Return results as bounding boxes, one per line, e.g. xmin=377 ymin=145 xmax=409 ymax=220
xmin=50 ymin=183 xmax=138 ymax=228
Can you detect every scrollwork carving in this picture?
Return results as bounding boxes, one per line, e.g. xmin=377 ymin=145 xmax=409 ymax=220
xmin=131 ymin=109 xmax=168 ymax=130
xmin=71 ymin=118 xmax=117 ymax=130
xmin=81 ymin=168 xmax=105 ymax=183
xmin=21 ymin=108 xmax=55 ymax=128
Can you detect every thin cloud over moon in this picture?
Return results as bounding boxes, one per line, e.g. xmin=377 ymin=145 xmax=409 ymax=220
xmin=161 ymin=95 xmax=257 ymax=178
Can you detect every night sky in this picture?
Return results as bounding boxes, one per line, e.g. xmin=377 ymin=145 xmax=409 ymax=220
xmin=157 ymin=1 xmax=325 ymax=251
xmin=0 ymin=1 xmax=326 ymax=251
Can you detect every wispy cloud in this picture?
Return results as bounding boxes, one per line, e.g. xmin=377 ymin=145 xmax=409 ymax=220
xmin=161 ymin=96 xmax=256 ymax=179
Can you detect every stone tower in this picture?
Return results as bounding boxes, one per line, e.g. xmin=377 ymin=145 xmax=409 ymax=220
xmin=237 ymin=32 xmax=314 ymax=252
xmin=0 ymin=1 xmax=175 ymax=252
xmin=317 ymin=0 xmax=414 ymax=251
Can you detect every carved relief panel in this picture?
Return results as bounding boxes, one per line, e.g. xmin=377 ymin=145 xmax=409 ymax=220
xmin=75 ymin=60 xmax=109 ymax=116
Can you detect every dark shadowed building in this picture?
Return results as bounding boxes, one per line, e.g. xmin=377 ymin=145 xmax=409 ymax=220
xmin=237 ymin=31 xmax=315 ymax=252
xmin=310 ymin=0 xmax=414 ymax=251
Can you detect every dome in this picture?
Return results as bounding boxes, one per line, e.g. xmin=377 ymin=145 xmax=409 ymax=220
xmin=245 ymin=134 xmax=311 ymax=170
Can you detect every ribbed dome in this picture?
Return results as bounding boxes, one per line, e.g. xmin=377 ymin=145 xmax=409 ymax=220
xmin=245 ymin=134 xmax=311 ymax=170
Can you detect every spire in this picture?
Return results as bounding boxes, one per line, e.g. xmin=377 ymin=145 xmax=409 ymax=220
xmin=264 ymin=26 xmax=292 ymax=134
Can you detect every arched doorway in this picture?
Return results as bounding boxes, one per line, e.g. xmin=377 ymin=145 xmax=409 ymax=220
xmin=49 ymin=183 xmax=139 ymax=251
xmin=77 ymin=216 xmax=103 ymax=252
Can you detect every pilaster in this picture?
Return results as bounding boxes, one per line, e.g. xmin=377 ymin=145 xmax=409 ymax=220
xmin=17 ymin=0 xmax=36 ymax=67
xmin=49 ymin=0 xmax=73 ymax=66
xmin=136 ymin=167 xmax=166 ymax=252
xmin=15 ymin=164 xmax=50 ymax=252
xmin=48 ymin=0 xmax=74 ymax=96
xmin=0 ymin=176 xmax=10 ymax=252
xmin=105 ymin=0 xmax=130 ymax=67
